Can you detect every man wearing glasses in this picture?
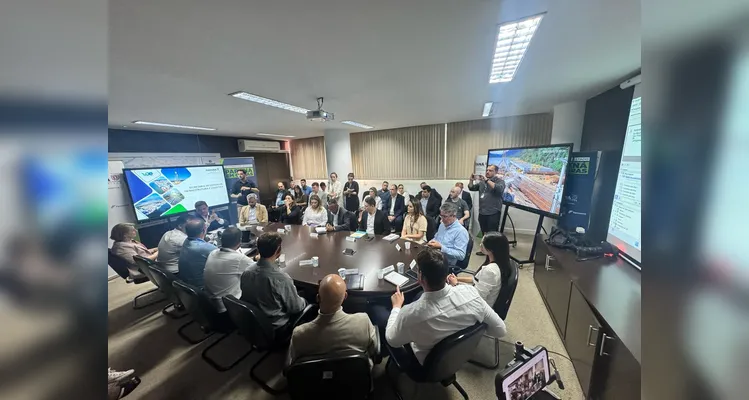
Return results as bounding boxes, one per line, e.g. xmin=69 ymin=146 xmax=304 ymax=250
xmin=427 ymin=202 xmax=470 ymax=271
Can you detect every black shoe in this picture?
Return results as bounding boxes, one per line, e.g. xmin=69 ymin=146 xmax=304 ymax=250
xmin=476 ymin=251 xmax=485 ymax=256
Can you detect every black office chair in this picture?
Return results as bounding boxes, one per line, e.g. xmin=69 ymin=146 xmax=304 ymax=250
xmin=171 ymin=281 xmax=250 ymax=372
xmin=453 ymin=239 xmax=474 ymax=274
xmin=145 ymin=264 xmax=188 ymax=319
xmin=425 ymin=216 xmax=437 ymax=242
xmin=222 ymin=295 xmax=316 ymax=395
xmin=464 ymin=259 xmax=520 ymax=369
xmin=108 ymin=249 xmax=162 ymax=310
xmin=386 ymin=323 xmax=487 ymax=400
xmin=284 ymin=349 xmax=376 ymax=400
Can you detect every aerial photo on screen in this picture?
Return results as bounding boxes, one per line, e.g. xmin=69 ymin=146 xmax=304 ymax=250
xmin=488 ymin=146 xmax=569 ymax=215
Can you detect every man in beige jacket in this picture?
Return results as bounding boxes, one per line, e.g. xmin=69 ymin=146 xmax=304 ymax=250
xmin=287 ymin=274 xmax=378 ymax=366
xmin=239 ymin=193 xmax=268 ymax=225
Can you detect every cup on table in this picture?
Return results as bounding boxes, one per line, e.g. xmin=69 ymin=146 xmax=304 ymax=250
xmin=338 ymin=268 xmax=346 ymax=280
xmin=404 ymin=241 xmax=411 ymax=250
xmin=279 ymin=254 xmax=286 ymax=264
xmin=312 ymin=256 xmax=319 ymax=267
xmin=285 ymin=225 xmax=292 ymax=232
xmin=397 ymin=262 xmax=405 ymax=274
xmin=377 ymin=269 xmax=385 ymax=279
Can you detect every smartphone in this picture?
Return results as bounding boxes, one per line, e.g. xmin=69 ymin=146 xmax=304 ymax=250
xmin=497 ymin=347 xmax=550 ymax=400
xmin=342 ymin=248 xmax=356 ymax=256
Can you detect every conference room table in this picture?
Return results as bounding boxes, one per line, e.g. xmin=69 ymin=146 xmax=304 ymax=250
xmin=238 ymin=222 xmax=422 ymax=297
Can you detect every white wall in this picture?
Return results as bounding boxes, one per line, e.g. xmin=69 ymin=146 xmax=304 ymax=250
xmin=323 ymin=129 xmax=352 ymax=177
xmin=551 ymin=101 xmax=586 ymax=151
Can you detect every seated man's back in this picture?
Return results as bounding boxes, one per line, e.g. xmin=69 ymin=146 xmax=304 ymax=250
xmin=289 ymin=274 xmax=377 ymax=364
xmin=178 ymin=219 xmax=217 ymax=288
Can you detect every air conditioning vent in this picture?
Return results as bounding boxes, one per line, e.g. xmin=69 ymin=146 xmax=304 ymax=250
xmin=238 ymin=139 xmax=281 ymax=152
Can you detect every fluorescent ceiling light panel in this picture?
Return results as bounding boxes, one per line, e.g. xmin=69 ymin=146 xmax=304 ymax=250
xmin=255 ymin=133 xmax=295 ymax=138
xmin=230 ymin=91 xmax=309 ymax=114
xmin=482 ymin=102 xmax=494 ymax=117
xmin=341 ymin=120 xmax=374 ymax=129
xmin=132 ymin=121 xmax=216 ymax=131
xmin=489 ymin=14 xmax=544 ymax=83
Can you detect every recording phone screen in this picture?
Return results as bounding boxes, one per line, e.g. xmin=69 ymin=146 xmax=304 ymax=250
xmin=607 ymin=84 xmax=642 ymax=265
xmin=500 ymin=348 xmax=550 ymax=400
xmin=123 ymin=165 xmax=230 ymax=221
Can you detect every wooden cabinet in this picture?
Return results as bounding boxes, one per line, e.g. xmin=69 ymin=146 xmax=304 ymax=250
xmin=564 ymin=285 xmax=602 ymax=399
xmin=599 ymin=336 xmax=641 ymax=400
xmin=533 ymin=247 xmax=571 ymax=339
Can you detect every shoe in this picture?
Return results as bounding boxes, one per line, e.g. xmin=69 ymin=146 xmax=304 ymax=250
xmin=108 ymin=368 xmax=135 ymax=384
xmin=475 ymin=251 xmax=485 ymax=256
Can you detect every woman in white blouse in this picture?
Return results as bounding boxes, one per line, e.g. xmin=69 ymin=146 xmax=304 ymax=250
xmin=447 ymin=232 xmax=511 ymax=307
xmin=360 ymin=187 xmax=382 ymax=211
xmin=328 ymin=172 xmax=344 ymax=206
xmin=302 ymin=194 xmax=328 ymax=227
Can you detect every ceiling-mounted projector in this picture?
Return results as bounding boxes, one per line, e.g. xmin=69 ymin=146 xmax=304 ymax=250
xmin=307 ymin=97 xmax=334 ymax=122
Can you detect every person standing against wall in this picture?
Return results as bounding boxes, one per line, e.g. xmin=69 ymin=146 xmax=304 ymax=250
xmin=468 ymin=164 xmax=505 ymax=256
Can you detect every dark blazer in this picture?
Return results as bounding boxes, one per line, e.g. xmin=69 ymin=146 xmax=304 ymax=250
xmin=280 ymin=205 xmax=301 ymax=225
xmin=461 ymin=190 xmax=473 ymax=211
xmin=327 ymin=209 xmax=355 ymax=231
xmin=424 ymin=195 xmax=442 ymax=221
xmin=343 ymin=181 xmax=360 ymax=212
xmin=432 ymin=189 xmax=443 ymax=202
xmin=382 ymin=193 xmax=406 ymax=218
xmin=358 ymin=209 xmax=391 ymax=236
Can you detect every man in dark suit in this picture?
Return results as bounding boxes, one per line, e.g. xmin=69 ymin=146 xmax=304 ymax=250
xmin=420 ymin=181 xmax=442 ymax=202
xmin=382 ymin=184 xmax=406 ymax=232
xmin=358 ymin=196 xmax=391 ymax=235
xmin=193 ymin=200 xmax=229 ymax=232
xmin=420 ymin=185 xmax=442 ymax=222
xmin=325 ymin=198 xmax=355 ymax=232
xmin=456 ymin=182 xmax=473 ymax=211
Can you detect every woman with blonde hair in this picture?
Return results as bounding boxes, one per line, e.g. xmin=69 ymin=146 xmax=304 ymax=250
xmin=110 ymin=223 xmax=158 ymax=278
xmin=302 ymin=194 xmax=327 ymax=227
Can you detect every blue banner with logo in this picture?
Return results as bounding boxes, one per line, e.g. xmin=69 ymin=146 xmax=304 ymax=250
xmin=221 ymin=157 xmax=258 ymax=224
xmin=559 ymin=152 xmax=598 ymax=232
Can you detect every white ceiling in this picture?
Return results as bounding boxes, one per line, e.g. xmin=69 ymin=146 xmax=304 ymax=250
xmin=109 ymin=0 xmax=640 ymax=138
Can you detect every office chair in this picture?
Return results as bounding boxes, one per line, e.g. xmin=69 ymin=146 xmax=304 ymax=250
xmin=171 ymin=281 xmax=250 ymax=372
xmin=284 ymin=349 xmax=376 ymax=400
xmin=452 ymin=239 xmax=474 ymax=274
xmin=386 ymin=323 xmax=487 ymax=400
xmin=145 ymin=264 xmax=188 ymax=319
xmin=463 ymin=259 xmax=520 ymax=369
xmin=425 ymin=216 xmax=437 ymax=242
xmin=222 ymin=295 xmax=316 ymax=395
xmin=108 ymin=249 xmax=161 ymax=310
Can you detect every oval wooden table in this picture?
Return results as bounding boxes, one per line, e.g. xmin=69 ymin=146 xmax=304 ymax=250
xmin=243 ymin=223 xmax=422 ymax=297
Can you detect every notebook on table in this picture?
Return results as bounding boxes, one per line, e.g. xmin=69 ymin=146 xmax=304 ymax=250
xmin=350 ymin=231 xmax=367 ymax=239
xmin=384 ymin=272 xmax=409 ymax=287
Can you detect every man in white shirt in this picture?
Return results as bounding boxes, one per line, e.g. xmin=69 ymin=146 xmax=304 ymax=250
xmin=203 ymin=227 xmax=256 ymax=313
xmin=157 ymin=215 xmax=190 ymax=274
xmin=310 ymin=182 xmax=328 ymax=208
xmin=368 ymin=248 xmax=506 ymax=365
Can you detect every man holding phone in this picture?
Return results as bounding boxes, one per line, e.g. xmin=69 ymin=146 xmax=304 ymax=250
xmin=468 ymin=164 xmax=506 ymax=256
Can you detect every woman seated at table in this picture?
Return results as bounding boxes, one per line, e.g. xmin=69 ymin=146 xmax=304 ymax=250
xmin=293 ymin=185 xmax=308 ymax=208
xmin=280 ymin=194 xmax=302 ymax=225
xmin=446 ymin=232 xmax=510 ymax=307
xmin=360 ymin=187 xmax=382 ymax=211
xmin=239 ymin=193 xmax=268 ymax=225
xmin=302 ymin=194 xmax=327 ymax=227
xmin=110 ymin=223 xmax=158 ymax=279
xmin=401 ymin=198 xmax=428 ymax=244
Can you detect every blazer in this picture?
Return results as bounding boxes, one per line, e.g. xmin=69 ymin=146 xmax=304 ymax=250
xmin=461 ymin=190 xmax=473 ymax=211
xmin=327 ymin=208 xmax=355 ymax=231
xmin=358 ymin=209 xmax=391 ymax=236
xmin=343 ymin=181 xmax=360 ymax=211
xmin=239 ymin=204 xmax=268 ymax=225
xmin=280 ymin=204 xmax=301 ymax=225
xmin=382 ymin=193 xmax=406 ymax=218
xmin=424 ymin=195 xmax=442 ymax=220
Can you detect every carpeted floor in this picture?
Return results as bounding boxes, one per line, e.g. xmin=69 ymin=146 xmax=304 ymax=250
xmin=108 ymin=235 xmax=584 ymax=399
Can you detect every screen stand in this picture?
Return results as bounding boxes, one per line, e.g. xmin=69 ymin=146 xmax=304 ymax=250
xmin=500 ymin=204 xmax=544 ymax=267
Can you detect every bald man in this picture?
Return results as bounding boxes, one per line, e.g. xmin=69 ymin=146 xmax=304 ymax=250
xmin=287 ymin=274 xmax=378 ymax=366
xmin=447 ymin=186 xmax=471 ymax=229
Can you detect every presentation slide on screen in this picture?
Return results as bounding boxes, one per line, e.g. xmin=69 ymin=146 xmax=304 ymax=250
xmin=607 ymin=92 xmax=642 ymax=264
xmin=488 ymin=145 xmax=571 ymax=215
xmin=124 ymin=166 xmax=229 ymax=221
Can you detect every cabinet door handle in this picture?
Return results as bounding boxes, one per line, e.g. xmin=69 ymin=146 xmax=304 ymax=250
xmin=545 ymin=255 xmax=555 ymax=271
xmin=599 ymin=333 xmax=613 ymax=356
xmin=586 ymin=325 xmax=599 ymax=347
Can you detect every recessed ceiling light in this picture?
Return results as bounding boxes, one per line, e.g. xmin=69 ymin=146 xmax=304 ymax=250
xmin=132 ymin=121 xmax=216 ymax=131
xmin=256 ymin=133 xmax=296 ymax=138
xmin=489 ymin=14 xmax=544 ymax=83
xmin=482 ymin=102 xmax=495 ymax=117
xmin=341 ymin=120 xmax=374 ymax=129
xmin=229 ymin=91 xmax=309 ymax=114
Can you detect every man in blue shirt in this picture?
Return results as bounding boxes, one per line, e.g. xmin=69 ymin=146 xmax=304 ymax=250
xmin=300 ymin=179 xmax=313 ymax=196
xmin=270 ymin=181 xmax=287 ymax=222
xmin=427 ymin=202 xmax=470 ymax=270
xmin=177 ymin=219 xmax=217 ymax=288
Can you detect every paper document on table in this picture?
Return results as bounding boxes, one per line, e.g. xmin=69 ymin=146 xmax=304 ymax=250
xmin=384 ymin=272 xmax=409 ymax=287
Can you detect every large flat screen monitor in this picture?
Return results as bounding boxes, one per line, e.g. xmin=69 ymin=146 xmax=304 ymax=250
xmin=123 ymin=165 xmax=230 ymax=222
xmin=487 ymin=144 xmax=572 ymax=217
xmin=606 ymin=84 xmax=642 ymax=266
